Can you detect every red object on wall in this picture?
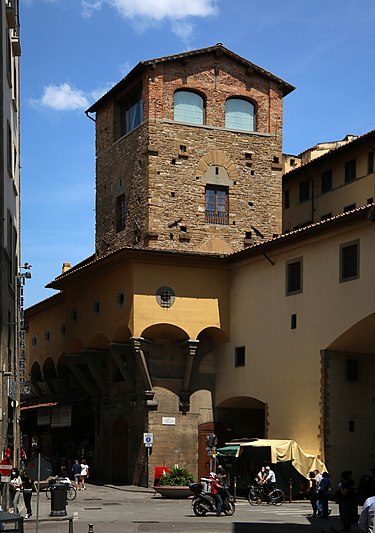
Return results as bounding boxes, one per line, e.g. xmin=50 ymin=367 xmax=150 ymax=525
xmin=153 ymin=466 xmax=170 ymax=486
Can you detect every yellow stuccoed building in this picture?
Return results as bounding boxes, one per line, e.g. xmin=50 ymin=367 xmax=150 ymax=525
xmin=22 ymin=44 xmax=375 ymax=490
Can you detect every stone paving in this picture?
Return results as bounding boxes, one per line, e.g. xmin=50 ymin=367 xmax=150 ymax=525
xmin=9 ymin=483 xmax=364 ymax=533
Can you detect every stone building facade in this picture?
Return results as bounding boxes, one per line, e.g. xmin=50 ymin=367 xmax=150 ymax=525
xmin=87 ymin=44 xmax=294 ymax=257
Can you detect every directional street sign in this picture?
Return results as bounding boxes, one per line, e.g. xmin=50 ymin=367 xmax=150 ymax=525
xmin=143 ymin=432 xmax=153 ymax=447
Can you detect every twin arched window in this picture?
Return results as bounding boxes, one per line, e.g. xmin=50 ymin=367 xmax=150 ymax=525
xmin=173 ymin=91 xmax=255 ymax=131
xmin=225 ymin=98 xmax=255 ymax=132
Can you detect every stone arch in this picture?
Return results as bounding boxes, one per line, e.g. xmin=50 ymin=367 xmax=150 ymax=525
xmin=66 ymin=338 xmax=83 ymax=354
xmin=196 ymin=149 xmax=238 ymax=182
xmin=86 ymin=333 xmax=110 ymax=351
xmin=141 ymin=324 xmax=189 ymax=343
xmin=30 ymin=361 xmax=42 ymax=383
xmin=42 ymin=357 xmax=58 ymax=380
xmin=216 ymin=395 xmax=267 ymax=440
xmin=112 ymin=325 xmax=132 ymax=344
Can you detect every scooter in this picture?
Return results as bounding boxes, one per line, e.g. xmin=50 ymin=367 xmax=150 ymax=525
xmin=190 ymin=482 xmax=235 ymax=516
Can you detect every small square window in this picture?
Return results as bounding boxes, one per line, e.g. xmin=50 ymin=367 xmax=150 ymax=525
xmin=235 ymin=346 xmax=245 ymax=367
xmin=44 ymin=332 xmax=50 ymax=341
xmin=286 ymin=258 xmax=303 ymax=295
xmin=291 ymin=314 xmax=297 ymax=329
xmin=31 ymin=337 xmax=37 ymax=345
xmin=340 ymin=241 xmax=359 ymax=282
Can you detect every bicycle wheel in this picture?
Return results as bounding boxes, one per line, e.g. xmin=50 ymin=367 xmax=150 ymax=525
xmin=269 ymin=489 xmax=285 ymax=506
xmin=248 ymin=486 xmax=261 ymax=505
xmin=45 ymin=487 xmax=51 ymax=500
xmin=67 ymin=486 xmax=77 ymax=501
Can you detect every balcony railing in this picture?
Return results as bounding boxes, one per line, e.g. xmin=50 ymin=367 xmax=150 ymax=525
xmin=205 ymin=209 xmax=229 ymax=225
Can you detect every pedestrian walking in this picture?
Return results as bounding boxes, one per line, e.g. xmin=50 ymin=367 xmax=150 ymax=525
xmin=307 ymin=471 xmax=319 ymax=516
xmin=72 ymin=459 xmax=81 ymax=490
xmin=80 ymin=459 xmax=89 ymax=490
xmin=22 ymin=474 xmax=33 ymax=519
xmin=9 ymin=468 xmax=22 ymax=514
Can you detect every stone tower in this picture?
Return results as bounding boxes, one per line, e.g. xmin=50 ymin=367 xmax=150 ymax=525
xmin=86 ymin=44 xmax=294 ymax=257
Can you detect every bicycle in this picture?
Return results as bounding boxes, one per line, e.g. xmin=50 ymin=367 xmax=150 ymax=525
xmin=248 ymin=483 xmax=285 ymax=506
xmin=45 ymin=483 xmax=77 ymax=501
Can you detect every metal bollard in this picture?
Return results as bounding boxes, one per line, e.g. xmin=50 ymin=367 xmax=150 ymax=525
xmin=88 ymin=525 xmax=94 ymax=533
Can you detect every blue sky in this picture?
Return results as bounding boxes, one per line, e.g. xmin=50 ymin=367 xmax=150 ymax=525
xmin=21 ymin=0 xmax=375 ymax=306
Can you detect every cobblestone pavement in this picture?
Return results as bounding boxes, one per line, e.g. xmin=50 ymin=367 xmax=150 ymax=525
xmin=13 ymin=484 xmax=363 ymax=533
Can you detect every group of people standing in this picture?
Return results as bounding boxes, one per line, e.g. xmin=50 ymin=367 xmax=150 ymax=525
xmin=306 ymin=469 xmax=331 ymax=519
xmin=8 ymin=458 xmax=90 ymax=520
xmin=306 ymin=468 xmax=375 ymax=533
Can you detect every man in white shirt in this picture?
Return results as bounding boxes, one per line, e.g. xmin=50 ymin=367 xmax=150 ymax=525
xmin=264 ymin=466 xmax=276 ymax=494
xmin=359 ymin=495 xmax=375 ymax=533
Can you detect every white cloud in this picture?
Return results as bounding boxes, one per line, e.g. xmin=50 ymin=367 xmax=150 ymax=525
xmin=34 ymin=83 xmax=89 ymax=111
xmin=30 ymin=82 xmax=117 ymax=111
xmin=81 ymin=0 xmax=219 ymax=37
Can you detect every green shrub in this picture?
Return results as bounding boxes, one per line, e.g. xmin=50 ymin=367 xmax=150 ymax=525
xmin=158 ymin=466 xmax=194 ymax=486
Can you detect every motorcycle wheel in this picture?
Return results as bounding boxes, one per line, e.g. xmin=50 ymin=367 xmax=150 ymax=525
xmin=224 ymin=501 xmax=235 ymax=516
xmin=193 ymin=500 xmax=208 ymax=516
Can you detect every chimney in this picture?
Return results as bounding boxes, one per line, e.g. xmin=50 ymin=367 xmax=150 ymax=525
xmin=62 ymin=262 xmax=71 ymax=273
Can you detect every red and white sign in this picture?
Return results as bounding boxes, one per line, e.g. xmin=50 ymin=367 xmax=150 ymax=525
xmin=0 ymin=458 xmax=13 ymax=476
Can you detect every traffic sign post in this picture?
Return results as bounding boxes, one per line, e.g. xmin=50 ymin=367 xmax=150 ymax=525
xmin=143 ymin=433 xmax=153 ymax=487
xmin=0 ymin=459 xmax=13 ymax=479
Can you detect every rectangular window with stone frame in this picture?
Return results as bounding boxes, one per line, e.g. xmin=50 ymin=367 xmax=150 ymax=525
xmin=205 ymin=185 xmax=229 ymax=225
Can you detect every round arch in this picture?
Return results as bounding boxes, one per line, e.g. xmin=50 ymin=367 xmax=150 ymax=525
xmin=141 ymin=323 xmax=189 ymax=342
xmin=86 ymin=333 xmax=110 ymax=351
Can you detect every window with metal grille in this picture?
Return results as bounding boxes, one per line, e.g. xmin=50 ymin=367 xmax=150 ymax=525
xmin=205 ymin=186 xmax=228 ymax=225
xmin=116 ymin=194 xmax=126 ymax=232
xmin=156 ymin=286 xmax=175 ymax=308
xmin=286 ymin=259 xmax=303 ymax=295
xmin=340 ymin=241 xmax=359 ymax=282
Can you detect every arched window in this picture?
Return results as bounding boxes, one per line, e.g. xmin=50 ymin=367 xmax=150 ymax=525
xmin=225 ymin=98 xmax=255 ymax=132
xmin=174 ymin=90 xmax=204 ymax=125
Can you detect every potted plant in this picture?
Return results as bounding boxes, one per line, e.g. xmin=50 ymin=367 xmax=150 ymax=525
xmin=153 ymin=466 xmax=194 ymax=498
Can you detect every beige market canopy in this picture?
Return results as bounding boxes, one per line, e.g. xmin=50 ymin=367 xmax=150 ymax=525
xmin=221 ymin=439 xmax=327 ymax=479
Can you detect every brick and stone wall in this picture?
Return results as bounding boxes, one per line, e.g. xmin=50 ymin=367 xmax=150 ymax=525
xmin=94 ymin=51 xmax=285 ymax=257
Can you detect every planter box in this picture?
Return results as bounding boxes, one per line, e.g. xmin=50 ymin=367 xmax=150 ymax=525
xmin=152 ymin=486 xmax=192 ymax=499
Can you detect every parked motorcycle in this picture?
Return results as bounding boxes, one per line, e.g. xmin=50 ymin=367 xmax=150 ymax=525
xmin=190 ymin=482 xmax=235 ymax=516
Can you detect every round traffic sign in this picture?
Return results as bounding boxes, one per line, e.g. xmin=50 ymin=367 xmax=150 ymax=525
xmin=0 ymin=458 xmax=12 ymax=476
